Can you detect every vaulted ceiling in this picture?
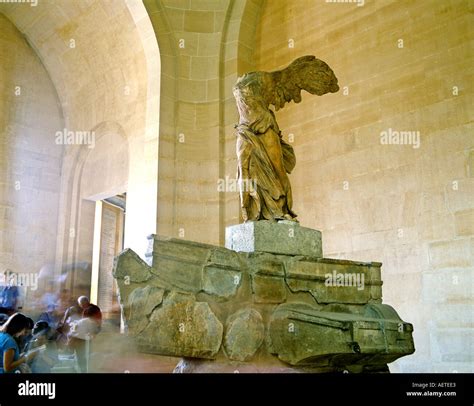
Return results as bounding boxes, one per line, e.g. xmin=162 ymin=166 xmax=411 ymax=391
xmin=0 ymin=0 xmax=159 ymax=132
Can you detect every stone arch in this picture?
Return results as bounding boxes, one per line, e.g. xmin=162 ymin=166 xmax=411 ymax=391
xmin=1 ymin=0 xmax=162 ymax=266
xmin=143 ymin=0 xmax=182 ymax=239
xmin=54 ymin=121 xmax=129 ymax=275
xmin=142 ymin=0 xmax=265 ymax=244
xmin=219 ymin=0 xmax=265 ymax=236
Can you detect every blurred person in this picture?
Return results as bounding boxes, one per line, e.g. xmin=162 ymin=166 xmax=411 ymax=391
xmin=61 ymin=301 xmax=82 ymax=325
xmin=0 ymin=272 xmax=20 ymax=315
xmin=56 ymin=305 xmax=82 ymax=352
xmin=78 ymin=296 xmax=102 ymax=331
xmin=58 ymin=289 xmax=73 ymax=314
xmin=0 ymin=313 xmax=36 ymax=373
xmin=38 ymin=303 xmax=60 ymax=331
xmin=67 ymin=296 xmax=102 ymax=372
xmin=0 ymin=313 xmax=8 ymax=326
xmin=17 ymin=317 xmax=34 ymax=353
xmin=39 ymin=281 xmax=59 ymax=311
xmin=56 ymin=300 xmax=82 ymax=348
xmin=26 ymin=321 xmax=58 ymax=373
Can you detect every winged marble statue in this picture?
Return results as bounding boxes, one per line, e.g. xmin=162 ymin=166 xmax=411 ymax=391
xmin=233 ymin=55 xmax=339 ymax=222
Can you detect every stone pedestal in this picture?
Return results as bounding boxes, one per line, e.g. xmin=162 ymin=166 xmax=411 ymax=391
xmin=225 ymin=220 xmax=322 ymax=257
xmin=113 ymin=223 xmax=415 ymax=373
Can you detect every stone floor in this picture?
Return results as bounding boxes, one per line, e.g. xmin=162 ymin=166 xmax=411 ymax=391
xmin=50 ymin=323 xmax=178 ymax=373
xmin=88 ymin=331 xmax=178 ymax=373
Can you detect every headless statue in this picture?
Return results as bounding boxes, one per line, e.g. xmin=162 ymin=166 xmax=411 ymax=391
xmin=233 ymin=55 xmax=339 ymax=222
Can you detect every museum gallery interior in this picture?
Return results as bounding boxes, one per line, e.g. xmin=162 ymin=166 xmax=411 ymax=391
xmin=0 ymin=0 xmax=472 ymax=374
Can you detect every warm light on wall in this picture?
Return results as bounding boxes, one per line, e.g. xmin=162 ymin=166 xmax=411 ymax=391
xmin=90 ymin=200 xmax=103 ymax=305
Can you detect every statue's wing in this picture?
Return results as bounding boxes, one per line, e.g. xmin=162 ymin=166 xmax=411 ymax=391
xmin=270 ymin=55 xmax=339 ymax=110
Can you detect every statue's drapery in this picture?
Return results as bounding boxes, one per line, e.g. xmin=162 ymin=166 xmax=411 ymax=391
xmin=235 ymin=123 xmax=296 ymax=221
xmin=233 ymin=56 xmax=339 ymax=222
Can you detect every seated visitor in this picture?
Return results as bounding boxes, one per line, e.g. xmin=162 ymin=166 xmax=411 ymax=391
xmin=38 ymin=303 xmax=61 ymax=331
xmin=0 ymin=313 xmax=36 ymax=373
xmin=17 ymin=317 xmax=34 ymax=353
xmin=56 ymin=301 xmax=82 ymax=349
xmin=78 ymin=296 xmax=102 ymax=331
xmin=67 ymin=296 xmax=102 ymax=373
xmin=27 ymin=321 xmax=58 ymax=373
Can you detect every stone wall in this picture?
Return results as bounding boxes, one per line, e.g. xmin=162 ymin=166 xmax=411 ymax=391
xmin=0 ymin=14 xmax=63 ymax=295
xmin=254 ymin=0 xmax=473 ymax=372
xmin=144 ymin=0 xmax=263 ymax=245
xmin=0 ymin=1 xmax=161 ymax=274
xmin=1 ymin=0 xmax=471 ymax=373
xmin=0 ymin=1 xmax=161 ymax=315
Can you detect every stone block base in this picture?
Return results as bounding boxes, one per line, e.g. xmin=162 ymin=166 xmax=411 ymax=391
xmin=225 ymin=220 xmax=322 ymax=257
xmin=112 ymin=230 xmax=415 ymax=372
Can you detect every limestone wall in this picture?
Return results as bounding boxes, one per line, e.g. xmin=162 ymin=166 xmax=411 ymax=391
xmin=1 ymin=1 xmax=161 ymax=270
xmin=0 ymin=1 xmax=160 ymax=315
xmin=1 ymin=0 xmax=471 ymax=372
xmin=0 ymin=14 xmax=63 ymax=292
xmin=144 ymin=0 xmax=263 ymax=245
xmin=254 ymin=0 xmax=473 ymax=372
